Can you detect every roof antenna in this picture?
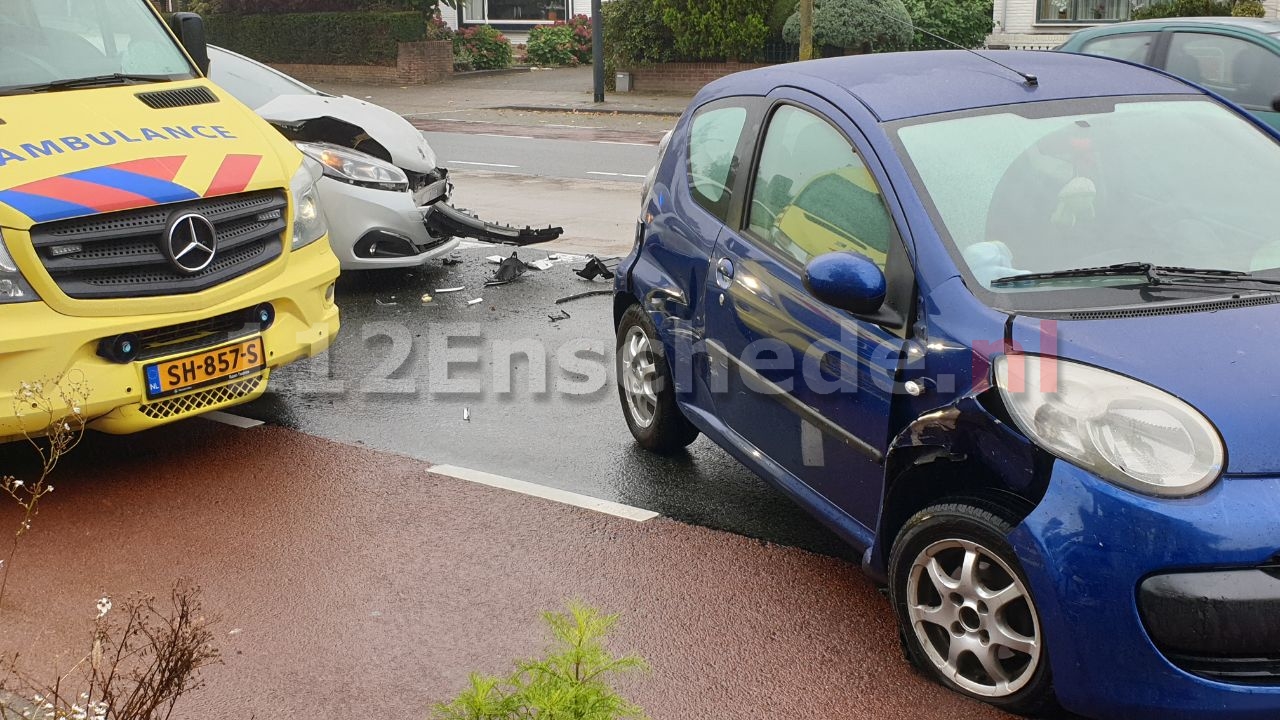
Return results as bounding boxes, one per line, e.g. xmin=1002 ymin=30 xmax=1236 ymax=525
xmin=877 ymin=14 xmax=1039 ymax=86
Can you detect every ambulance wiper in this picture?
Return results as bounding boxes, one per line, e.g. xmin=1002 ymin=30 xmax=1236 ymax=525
xmin=19 ymin=73 xmax=172 ymax=93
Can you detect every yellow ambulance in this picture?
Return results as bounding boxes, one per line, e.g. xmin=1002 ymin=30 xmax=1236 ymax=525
xmin=0 ymin=0 xmax=341 ymax=441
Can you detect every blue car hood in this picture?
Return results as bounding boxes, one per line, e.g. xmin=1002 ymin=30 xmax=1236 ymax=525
xmin=1008 ymin=302 xmax=1280 ymax=474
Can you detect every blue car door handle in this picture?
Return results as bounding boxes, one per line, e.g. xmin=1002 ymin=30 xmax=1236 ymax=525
xmin=715 ymin=258 xmax=735 ymax=290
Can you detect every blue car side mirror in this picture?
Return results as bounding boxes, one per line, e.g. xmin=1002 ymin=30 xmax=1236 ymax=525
xmin=803 ymin=251 xmax=887 ymax=315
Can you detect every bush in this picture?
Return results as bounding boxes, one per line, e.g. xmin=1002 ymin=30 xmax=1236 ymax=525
xmin=558 ymin=14 xmax=595 ymax=64
xmin=528 ymin=25 xmax=581 ymax=66
xmin=454 ymin=25 xmax=513 ymax=70
xmin=655 ymin=0 xmax=771 ymax=62
xmin=432 ymin=603 xmax=647 ymax=720
xmin=205 ymin=11 xmax=427 ymax=65
xmin=767 ymin=0 xmax=798 ymax=39
xmin=1233 ymin=0 xmax=1266 ymax=15
xmin=1131 ymin=0 xmax=1230 ymax=18
xmin=602 ymin=0 xmax=678 ymax=68
xmin=783 ymin=0 xmax=913 ymax=55
xmin=902 ymin=0 xmax=992 ymax=49
xmin=425 ymin=11 xmax=455 ymax=41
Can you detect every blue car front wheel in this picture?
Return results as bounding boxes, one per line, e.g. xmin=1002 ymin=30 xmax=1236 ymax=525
xmin=889 ymin=501 xmax=1058 ymax=716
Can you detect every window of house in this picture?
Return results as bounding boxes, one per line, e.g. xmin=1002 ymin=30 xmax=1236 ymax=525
xmin=461 ymin=0 xmax=570 ymax=23
xmin=687 ymin=104 xmax=748 ymax=221
xmin=1080 ymin=32 xmax=1155 ymax=63
xmin=747 ymin=105 xmax=893 ymax=269
xmin=1166 ymin=33 xmax=1280 ymax=110
xmin=1037 ymin=0 xmax=1133 ymax=24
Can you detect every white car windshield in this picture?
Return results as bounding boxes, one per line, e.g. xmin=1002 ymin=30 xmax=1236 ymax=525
xmin=895 ymin=97 xmax=1280 ymax=310
xmin=0 ymin=0 xmax=196 ymax=92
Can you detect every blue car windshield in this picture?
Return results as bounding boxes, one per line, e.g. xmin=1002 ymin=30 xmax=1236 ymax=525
xmin=0 ymin=0 xmax=196 ymax=93
xmin=894 ymin=96 xmax=1280 ymax=311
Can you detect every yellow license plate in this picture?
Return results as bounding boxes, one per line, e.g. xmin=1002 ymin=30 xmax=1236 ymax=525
xmin=144 ymin=337 xmax=265 ymax=400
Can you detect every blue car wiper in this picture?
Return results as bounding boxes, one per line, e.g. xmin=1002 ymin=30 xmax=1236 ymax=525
xmin=991 ymin=261 xmax=1280 ymax=287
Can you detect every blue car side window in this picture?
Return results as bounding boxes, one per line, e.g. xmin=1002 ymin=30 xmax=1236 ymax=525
xmin=687 ymin=105 xmax=748 ymax=221
xmin=747 ymin=104 xmax=895 ymax=271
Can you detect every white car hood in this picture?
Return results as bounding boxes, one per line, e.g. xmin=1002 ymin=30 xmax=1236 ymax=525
xmin=256 ymin=94 xmax=438 ymax=173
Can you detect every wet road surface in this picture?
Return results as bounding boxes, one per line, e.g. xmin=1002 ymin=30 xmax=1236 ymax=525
xmin=0 ymin=425 xmax=1010 ymax=720
xmin=237 ymin=245 xmax=854 ymax=559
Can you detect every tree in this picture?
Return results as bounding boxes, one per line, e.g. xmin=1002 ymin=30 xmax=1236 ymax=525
xmin=783 ymin=0 xmax=913 ymax=55
xmin=799 ymin=0 xmax=814 ymax=60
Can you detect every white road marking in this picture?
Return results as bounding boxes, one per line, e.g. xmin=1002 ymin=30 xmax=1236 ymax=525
xmin=447 ymin=160 xmax=520 ymax=168
xmin=594 ymin=140 xmax=656 ymax=147
xmin=429 ymin=464 xmax=659 ymax=522
xmin=545 ymin=123 xmax=605 ymax=129
xmin=201 ymin=411 xmax=264 ymax=428
xmin=587 ymin=171 xmax=648 ymax=179
xmin=478 ymin=132 xmax=535 ymax=139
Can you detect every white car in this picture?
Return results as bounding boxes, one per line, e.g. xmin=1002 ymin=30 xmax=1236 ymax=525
xmin=207 ymin=45 xmax=560 ymax=270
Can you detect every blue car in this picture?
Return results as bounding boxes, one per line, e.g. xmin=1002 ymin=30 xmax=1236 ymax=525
xmin=613 ymin=50 xmax=1280 ymax=718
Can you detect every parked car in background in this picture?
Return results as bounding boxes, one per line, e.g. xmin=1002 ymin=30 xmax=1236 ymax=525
xmin=207 ymin=45 xmax=560 ymax=270
xmin=616 ymin=49 xmax=1280 ymax=718
xmin=1059 ymin=18 xmax=1280 ymax=130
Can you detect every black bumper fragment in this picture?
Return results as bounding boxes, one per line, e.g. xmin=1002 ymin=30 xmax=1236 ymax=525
xmin=423 ymin=203 xmax=563 ymax=246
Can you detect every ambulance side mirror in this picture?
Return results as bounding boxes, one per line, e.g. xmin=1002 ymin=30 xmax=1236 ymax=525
xmin=169 ymin=12 xmax=211 ymax=76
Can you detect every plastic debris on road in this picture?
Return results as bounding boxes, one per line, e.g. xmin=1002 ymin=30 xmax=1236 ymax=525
xmin=574 ymin=256 xmax=617 ymax=281
xmin=485 ymin=252 xmax=530 ymax=287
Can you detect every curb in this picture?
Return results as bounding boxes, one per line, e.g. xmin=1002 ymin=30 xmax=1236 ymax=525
xmin=497 ymin=103 xmax=684 ymax=117
xmin=452 ymin=67 xmax=535 ymax=78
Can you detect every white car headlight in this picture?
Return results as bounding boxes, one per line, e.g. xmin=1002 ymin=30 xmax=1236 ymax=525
xmin=0 ymin=229 xmax=38 ymax=303
xmin=295 ymin=141 xmax=409 ymax=192
xmin=995 ymin=355 xmax=1224 ymax=497
xmin=289 ymin=160 xmax=328 ymax=250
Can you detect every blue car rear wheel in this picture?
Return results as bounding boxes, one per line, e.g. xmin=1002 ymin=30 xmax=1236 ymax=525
xmin=616 ymin=304 xmax=699 ymax=454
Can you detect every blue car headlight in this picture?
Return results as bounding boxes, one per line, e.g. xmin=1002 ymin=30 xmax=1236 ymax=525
xmin=995 ymin=355 xmax=1225 ymax=497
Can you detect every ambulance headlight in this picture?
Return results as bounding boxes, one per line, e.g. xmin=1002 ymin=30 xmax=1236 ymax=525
xmin=0 ymin=230 xmax=38 ymax=304
xmin=290 ymin=160 xmax=328 ymax=250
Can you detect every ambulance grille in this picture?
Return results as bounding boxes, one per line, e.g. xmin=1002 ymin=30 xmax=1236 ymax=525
xmin=137 ymin=375 xmax=265 ymax=420
xmin=136 ymin=86 xmax=219 ymax=109
xmin=30 ymin=191 xmax=287 ymax=300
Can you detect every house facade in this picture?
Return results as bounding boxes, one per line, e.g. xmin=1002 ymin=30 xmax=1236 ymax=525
xmin=988 ymin=0 xmax=1280 ymax=48
xmin=439 ymin=0 xmax=600 ymax=38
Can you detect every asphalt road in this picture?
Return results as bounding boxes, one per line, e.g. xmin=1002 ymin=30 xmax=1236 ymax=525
xmin=238 ymin=244 xmax=853 ymax=559
xmin=424 ymin=130 xmax=658 ymax=183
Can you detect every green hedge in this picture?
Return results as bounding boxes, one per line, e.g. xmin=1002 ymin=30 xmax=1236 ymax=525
xmin=205 ymin=11 xmax=427 ymax=66
xmin=216 ymin=0 xmax=429 ymax=13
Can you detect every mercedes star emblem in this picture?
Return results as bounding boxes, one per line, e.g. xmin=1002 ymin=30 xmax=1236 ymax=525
xmin=164 ymin=212 xmax=218 ymax=275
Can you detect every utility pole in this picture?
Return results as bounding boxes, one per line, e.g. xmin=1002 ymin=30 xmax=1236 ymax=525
xmin=799 ymin=0 xmax=815 ymax=61
xmin=592 ymin=0 xmax=605 ymax=102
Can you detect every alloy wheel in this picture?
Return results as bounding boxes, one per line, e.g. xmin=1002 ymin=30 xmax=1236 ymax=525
xmin=905 ymin=538 xmax=1043 ymax=698
xmin=620 ymin=325 xmax=658 ymax=429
